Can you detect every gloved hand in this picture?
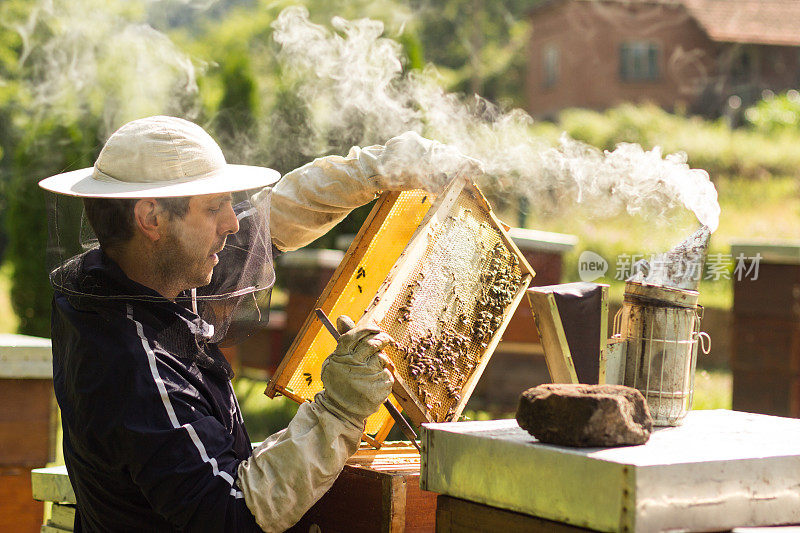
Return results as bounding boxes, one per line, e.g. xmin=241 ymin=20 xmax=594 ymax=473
xmin=264 ymin=131 xmax=484 ymax=251
xmin=236 ymin=316 xmax=394 ymax=532
xmin=314 ymin=316 xmax=395 ymax=428
xmin=364 ymin=131 xmax=484 ymax=193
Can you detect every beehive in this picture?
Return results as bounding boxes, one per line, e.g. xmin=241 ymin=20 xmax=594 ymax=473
xmin=266 ymin=177 xmax=534 ymax=444
xmin=288 ymin=443 xmax=437 ymax=532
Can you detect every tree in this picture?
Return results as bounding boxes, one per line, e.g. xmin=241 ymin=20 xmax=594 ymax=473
xmin=411 ymin=0 xmax=537 ymax=107
xmin=0 ymin=0 xmax=28 ymax=263
xmin=214 ymin=50 xmax=259 ymax=158
xmin=6 ymin=120 xmax=100 ymax=336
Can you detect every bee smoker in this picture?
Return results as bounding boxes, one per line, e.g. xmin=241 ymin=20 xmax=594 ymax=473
xmin=606 ymin=281 xmax=711 ymax=426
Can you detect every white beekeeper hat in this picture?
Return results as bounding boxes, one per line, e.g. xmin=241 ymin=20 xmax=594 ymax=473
xmin=38 ymin=115 xmax=280 ymax=198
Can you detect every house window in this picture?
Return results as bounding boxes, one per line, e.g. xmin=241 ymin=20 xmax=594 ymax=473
xmin=544 ymin=45 xmax=559 ymax=87
xmin=731 ymin=47 xmax=755 ymax=82
xmin=619 ymin=41 xmax=660 ymax=81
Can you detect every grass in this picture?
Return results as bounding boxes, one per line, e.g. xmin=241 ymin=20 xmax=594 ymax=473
xmin=692 ymin=369 xmax=732 ymax=411
xmin=233 ymin=377 xmax=299 ymax=442
xmin=0 ymin=263 xmax=19 ymax=334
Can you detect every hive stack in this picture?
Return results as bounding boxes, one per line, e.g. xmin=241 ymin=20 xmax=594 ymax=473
xmin=0 ymin=334 xmax=56 ymax=532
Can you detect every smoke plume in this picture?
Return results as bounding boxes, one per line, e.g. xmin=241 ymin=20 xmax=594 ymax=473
xmin=272 ymin=6 xmax=720 ymax=232
xmin=9 ymin=2 xmax=721 ymax=232
xmin=11 ymin=0 xmax=200 ymax=138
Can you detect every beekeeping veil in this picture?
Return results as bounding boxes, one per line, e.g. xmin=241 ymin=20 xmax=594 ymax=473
xmin=39 ymin=116 xmax=281 ymax=345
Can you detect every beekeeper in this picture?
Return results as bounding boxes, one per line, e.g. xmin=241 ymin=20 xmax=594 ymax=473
xmin=39 ymin=115 xmax=477 ymax=532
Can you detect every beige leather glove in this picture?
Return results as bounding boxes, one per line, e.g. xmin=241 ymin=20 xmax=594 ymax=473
xmin=267 ymin=131 xmax=482 ymax=251
xmin=237 ymin=317 xmax=394 ymax=532
xmin=314 ymin=316 xmax=395 ymax=428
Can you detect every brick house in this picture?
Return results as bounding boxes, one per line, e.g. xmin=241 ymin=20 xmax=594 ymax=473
xmin=526 ymin=0 xmax=800 ymax=118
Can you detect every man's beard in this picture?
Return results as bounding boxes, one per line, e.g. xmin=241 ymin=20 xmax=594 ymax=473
xmin=155 ymin=225 xmax=225 ymax=295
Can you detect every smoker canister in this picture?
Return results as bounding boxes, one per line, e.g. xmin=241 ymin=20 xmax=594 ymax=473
xmin=614 ymin=281 xmax=710 ymax=426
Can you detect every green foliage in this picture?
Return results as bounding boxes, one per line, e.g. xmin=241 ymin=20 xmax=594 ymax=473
xmin=744 ymin=90 xmax=800 ymax=135
xmin=397 ymin=31 xmax=425 ymax=71
xmin=214 ymin=50 xmax=259 ymax=157
xmin=0 ymin=1 xmax=27 ymax=262
xmin=692 ymin=370 xmax=732 ymax=410
xmin=5 ymin=120 xmax=99 ymax=336
xmin=233 ymin=377 xmax=299 ymax=441
xmin=545 ymin=103 xmax=800 ymax=179
xmin=0 ymin=264 xmax=20 ymax=333
xmin=411 ymin=0 xmax=535 ymax=106
xmin=261 ymin=82 xmax=316 ymax=174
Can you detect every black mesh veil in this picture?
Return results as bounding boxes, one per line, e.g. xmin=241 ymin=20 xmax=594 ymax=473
xmin=46 ymin=188 xmax=275 ymax=345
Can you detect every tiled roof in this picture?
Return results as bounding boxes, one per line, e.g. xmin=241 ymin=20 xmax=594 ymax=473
xmin=683 ymin=0 xmax=800 ymax=46
xmin=532 ymin=0 xmax=800 ymax=47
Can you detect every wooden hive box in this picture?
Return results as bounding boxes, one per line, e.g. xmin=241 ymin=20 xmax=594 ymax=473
xmin=32 ymin=450 xmax=434 ymax=533
xmin=420 ymin=413 xmax=800 ymax=532
xmin=266 ymin=177 xmax=534 ymax=444
xmin=1 ymin=334 xmax=57 ymax=533
xmin=288 ymin=443 xmax=437 ymax=533
xmin=31 ymin=465 xmax=76 ymax=532
xmin=436 ymin=495 xmax=592 ymax=533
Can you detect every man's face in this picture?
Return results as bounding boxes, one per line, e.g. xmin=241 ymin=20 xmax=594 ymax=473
xmin=155 ymin=193 xmax=239 ymax=293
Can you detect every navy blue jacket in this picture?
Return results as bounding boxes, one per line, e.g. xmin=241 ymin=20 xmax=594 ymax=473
xmin=51 ymin=249 xmax=263 ymax=532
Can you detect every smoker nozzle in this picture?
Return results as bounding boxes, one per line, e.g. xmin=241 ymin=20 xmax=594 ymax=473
xmin=626 ymin=225 xmax=710 ymax=291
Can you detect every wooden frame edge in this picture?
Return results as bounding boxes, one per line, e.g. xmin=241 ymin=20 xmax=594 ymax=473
xmin=470 ymin=182 xmax=536 ymax=279
xmin=264 ymin=192 xmax=402 ymax=397
xmin=452 ymin=273 xmax=534 ymax=420
xmin=527 ymin=289 xmax=579 ymax=383
xmin=598 ymin=284 xmax=610 ymax=385
xmin=359 ymin=177 xmax=467 ymax=324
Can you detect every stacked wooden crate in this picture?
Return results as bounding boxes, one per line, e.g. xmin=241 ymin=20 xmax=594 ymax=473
xmin=31 ymin=466 xmax=75 ymax=532
xmin=0 ymin=334 xmax=56 ymax=532
xmin=33 ymin=447 xmax=436 ymax=533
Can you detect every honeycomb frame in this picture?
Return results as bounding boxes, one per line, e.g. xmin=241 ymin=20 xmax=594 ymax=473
xmin=266 ymin=177 xmax=534 ymax=444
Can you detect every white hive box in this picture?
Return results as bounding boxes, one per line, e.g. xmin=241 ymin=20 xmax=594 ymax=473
xmin=0 ymin=333 xmax=53 ymax=378
xmin=420 ymin=410 xmax=800 ymax=532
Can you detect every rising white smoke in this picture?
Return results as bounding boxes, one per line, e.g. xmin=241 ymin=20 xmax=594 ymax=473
xmin=12 ymin=0 xmax=200 ymax=137
xmin=272 ymin=6 xmax=720 ymax=232
xmin=10 ymin=2 xmax=721 ymax=232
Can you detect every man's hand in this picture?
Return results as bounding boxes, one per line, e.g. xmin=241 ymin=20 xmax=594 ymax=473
xmin=314 ymin=316 xmax=395 ymax=428
xmin=238 ymin=314 xmax=394 ymax=532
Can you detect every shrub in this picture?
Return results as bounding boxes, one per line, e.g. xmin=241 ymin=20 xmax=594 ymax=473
xmin=233 ymin=378 xmax=299 ymax=441
xmin=5 ymin=120 xmax=99 ymax=336
xmin=552 ymin=103 xmax=800 ymax=180
xmin=744 ymin=90 xmax=800 ymax=135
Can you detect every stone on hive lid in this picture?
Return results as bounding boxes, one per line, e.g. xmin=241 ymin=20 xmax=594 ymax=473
xmin=516 ymin=383 xmax=653 ymax=447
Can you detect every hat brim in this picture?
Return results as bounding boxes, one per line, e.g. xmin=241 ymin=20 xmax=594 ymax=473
xmin=38 ymin=164 xmax=281 ymax=198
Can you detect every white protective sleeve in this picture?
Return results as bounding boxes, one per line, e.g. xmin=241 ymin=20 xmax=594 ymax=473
xmin=237 ymin=401 xmax=362 ymax=533
xmin=266 ymin=131 xmax=478 ymax=251
xmin=237 ymin=323 xmax=393 ymax=532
